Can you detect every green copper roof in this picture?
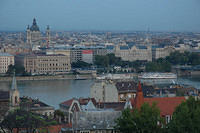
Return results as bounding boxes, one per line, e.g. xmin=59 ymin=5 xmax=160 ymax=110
xmin=30 ymin=18 xmax=40 ymax=31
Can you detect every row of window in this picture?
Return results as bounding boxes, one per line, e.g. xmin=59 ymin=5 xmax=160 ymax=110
xmin=38 ymin=63 xmax=69 ymax=67
xmin=38 ymin=67 xmax=69 ymax=71
xmin=39 ymin=59 xmax=59 ymax=62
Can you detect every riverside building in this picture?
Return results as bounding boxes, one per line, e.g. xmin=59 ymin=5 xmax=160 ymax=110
xmin=115 ymin=44 xmax=152 ymax=62
xmin=0 ymin=53 xmax=14 ymax=74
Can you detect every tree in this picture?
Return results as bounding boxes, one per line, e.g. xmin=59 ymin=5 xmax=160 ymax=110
xmin=168 ymin=97 xmax=200 ymax=133
xmin=1 ymin=109 xmax=57 ymax=133
xmin=94 ymin=55 xmax=109 ymax=68
xmin=145 ymin=60 xmax=171 ymax=72
xmin=6 ymin=64 xmax=29 ymax=76
xmin=54 ymin=110 xmax=65 ymax=123
xmin=71 ymin=61 xmax=92 ymax=68
xmin=115 ymin=103 xmax=163 ymax=133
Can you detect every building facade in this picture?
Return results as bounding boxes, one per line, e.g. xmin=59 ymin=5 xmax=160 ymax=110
xmin=26 ymin=18 xmax=41 ymax=46
xmin=152 ymin=46 xmax=174 ymax=60
xmin=82 ymin=50 xmax=93 ymax=64
xmin=70 ymin=49 xmax=82 ymax=63
xmin=90 ymin=80 xmax=118 ymax=102
xmin=115 ymin=44 xmax=152 ymax=62
xmin=24 ymin=54 xmax=71 ymax=75
xmin=0 ymin=53 xmax=14 ymax=74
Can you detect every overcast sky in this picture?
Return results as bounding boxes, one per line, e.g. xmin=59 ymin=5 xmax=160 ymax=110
xmin=0 ymin=0 xmax=200 ymax=32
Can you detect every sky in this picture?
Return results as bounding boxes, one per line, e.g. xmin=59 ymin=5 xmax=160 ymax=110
xmin=0 ymin=0 xmax=200 ymax=32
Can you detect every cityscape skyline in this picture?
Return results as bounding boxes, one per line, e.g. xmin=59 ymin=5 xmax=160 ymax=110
xmin=0 ymin=0 xmax=200 ymax=32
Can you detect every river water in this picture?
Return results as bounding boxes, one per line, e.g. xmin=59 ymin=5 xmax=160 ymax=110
xmin=0 ymin=76 xmax=200 ymax=109
xmin=0 ymin=79 xmax=94 ymax=109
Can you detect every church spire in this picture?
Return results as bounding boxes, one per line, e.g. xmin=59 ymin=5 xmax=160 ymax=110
xmin=135 ymin=82 xmax=144 ymax=109
xmin=11 ymin=71 xmax=17 ymax=90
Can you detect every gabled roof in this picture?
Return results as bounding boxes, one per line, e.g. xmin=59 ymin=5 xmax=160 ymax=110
xmin=60 ymin=99 xmax=74 ymax=107
xmin=60 ymin=98 xmax=97 ymax=108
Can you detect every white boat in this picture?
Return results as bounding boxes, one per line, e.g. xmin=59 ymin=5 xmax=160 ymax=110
xmin=138 ymin=72 xmax=177 ymax=79
xmin=96 ymin=73 xmax=132 ymax=80
xmin=75 ymin=74 xmax=87 ymax=80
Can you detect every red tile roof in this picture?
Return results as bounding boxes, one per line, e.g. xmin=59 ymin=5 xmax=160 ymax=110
xmin=60 ymin=99 xmax=74 ymax=107
xmin=61 ymin=123 xmax=72 ymax=128
xmin=131 ymin=82 xmax=186 ymax=116
xmin=144 ymin=97 xmax=186 ymax=116
xmin=13 ymin=125 xmax=63 ymax=133
xmin=46 ymin=125 xmax=62 ymax=133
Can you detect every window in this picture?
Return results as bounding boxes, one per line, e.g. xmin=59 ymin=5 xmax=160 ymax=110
xmin=165 ymin=115 xmax=171 ymax=123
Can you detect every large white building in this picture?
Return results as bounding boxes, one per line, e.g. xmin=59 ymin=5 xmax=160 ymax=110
xmin=0 ymin=53 xmax=14 ymax=74
xmin=115 ymin=44 xmax=152 ymax=62
xmin=24 ymin=54 xmax=71 ymax=75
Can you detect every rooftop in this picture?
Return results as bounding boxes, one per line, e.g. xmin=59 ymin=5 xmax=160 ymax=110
xmin=0 ymin=52 xmax=13 ymax=56
xmin=0 ymin=91 xmax=9 ymax=100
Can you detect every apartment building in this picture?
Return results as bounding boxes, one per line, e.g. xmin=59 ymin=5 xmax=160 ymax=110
xmin=0 ymin=53 xmax=14 ymax=74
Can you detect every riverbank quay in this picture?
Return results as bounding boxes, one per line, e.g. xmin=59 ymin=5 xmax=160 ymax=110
xmin=0 ymin=74 xmax=95 ymax=81
xmin=172 ymin=65 xmax=200 ymax=76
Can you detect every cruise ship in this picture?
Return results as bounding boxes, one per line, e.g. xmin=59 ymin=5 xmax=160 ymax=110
xmin=138 ymin=72 xmax=177 ymax=79
xmin=96 ymin=73 xmax=132 ymax=80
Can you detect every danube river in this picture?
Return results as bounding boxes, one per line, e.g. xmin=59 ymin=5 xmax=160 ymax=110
xmin=0 ymin=76 xmax=200 ymax=109
xmin=0 ymin=79 xmax=94 ymax=109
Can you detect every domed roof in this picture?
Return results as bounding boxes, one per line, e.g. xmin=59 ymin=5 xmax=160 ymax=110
xmin=30 ymin=18 xmax=40 ymax=31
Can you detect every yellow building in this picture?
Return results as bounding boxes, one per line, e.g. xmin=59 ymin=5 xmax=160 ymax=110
xmin=24 ymin=54 xmax=71 ymax=75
